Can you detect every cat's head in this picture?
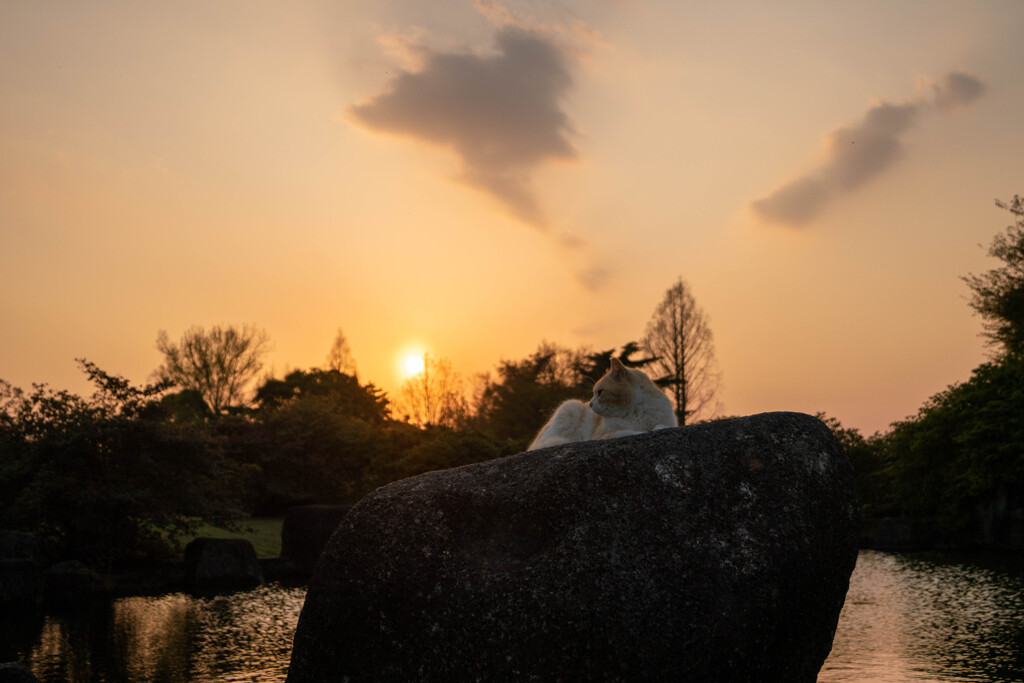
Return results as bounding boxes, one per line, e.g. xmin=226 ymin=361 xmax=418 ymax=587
xmin=589 ymin=358 xmax=636 ymax=418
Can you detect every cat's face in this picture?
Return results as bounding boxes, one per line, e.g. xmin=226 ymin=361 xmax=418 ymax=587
xmin=589 ymin=360 xmax=634 ymax=418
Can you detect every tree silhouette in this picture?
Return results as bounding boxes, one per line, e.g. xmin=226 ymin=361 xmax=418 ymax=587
xmin=154 ymin=324 xmax=270 ymax=414
xmin=531 ymin=340 xmax=591 ymax=388
xmin=642 ymin=279 xmax=721 ymax=424
xmin=578 ymin=341 xmax=659 ymax=386
xmin=473 ymin=347 xmax=581 ymax=443
xmin=963 ymin=194 xmax=1024 ymax=357
xmin=471 ymin=341 xmax=655 ymax=443
xmin=397 ymin=354 xmax=468 ymax=428
xmin=325 ymin=328 xmax=358 ymax=376
xmin=254 ymin=368 xmax=389 ymax=424
xmin=0 ymin=360 xmax=248 ymax=565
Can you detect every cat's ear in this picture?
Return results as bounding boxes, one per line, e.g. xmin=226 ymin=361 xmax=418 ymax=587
xmin=610 ymin=357 xmax=626 ymax=375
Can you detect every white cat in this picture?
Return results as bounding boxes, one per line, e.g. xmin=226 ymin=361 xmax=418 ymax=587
xmin=528 ymin=358 xmax=677 ymax=450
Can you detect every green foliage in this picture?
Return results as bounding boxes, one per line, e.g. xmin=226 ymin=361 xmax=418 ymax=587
xmin=473 ymin=341 xmax=652 ymax=445
xmin=390 ymin=428 xmax=514 ymax=482
xmin=0 ymin=359 xmax=509 ymax=532
xmin=817 ymin=413 xmax=891 ymax=518
xmin=577 ymin=341 xmax=659 ymax=386
xmin=475 ymin=351 xmax=582 ymax=445
xmin=0 ymin=361 xmax=251 ymax=568
xmin=255 ymin=369 xmax=390 ymax=424
xmin=249 ymin=368 xmax=397 ymax=505
xmin=883 ymin=355 xmax=1024 ymax=530
xmin=158 ymin=389 xmax=213 ymax=422
xmin=253 ymin=386 xmax=512 ymax=506
xmin=963 ymin=195 xmax=1024 ymax=357
xmin=258 ymin=395 xmax=383 ymax=504
xmin=867 ymin=196 xmax=1024 ymax=535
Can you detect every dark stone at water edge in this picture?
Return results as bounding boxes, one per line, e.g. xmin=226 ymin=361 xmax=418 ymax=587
xmin=0 ymin=560 xmax=43 ymax=607
xmin=873 ymin=516 xmax=933 ymax=551
xmin=0 ymin=530 xmax=44 ymax=606
xmin=0 ymin=532 xmax=39 ymax=562
xmin=43 ymin=560 xmax=102 ymax=603
xmin=0 ymin=663 xmax=40 ymax=683
xmin=287 ymin=412 xmax=860 ymax=682
xmin=183 ymin=538 xmax=263 ymax=591
xmin=280 ymin=505 xmax=351 ymax=575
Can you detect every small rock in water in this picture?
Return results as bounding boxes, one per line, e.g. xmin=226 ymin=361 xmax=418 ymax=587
xmin=280 ymin=505 xmax=351 ymax=575
xmin=183 ymin=538 xmax=263 ymax=591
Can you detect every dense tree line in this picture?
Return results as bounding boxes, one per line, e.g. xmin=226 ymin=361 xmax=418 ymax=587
xmin=881 ymin=355 xmax=1024 ymax=530
xmin=823 ymin=195 xmax=1024 ymax=541
xmin=822 ymin=349 xmax=1024 ymax=541
xmin=4 ymin=196 xmax=1021 ymax=566
xmin=0 ymin=363 xmax=253 ymax=567
xmin=0 ymin=339 xmax=664 ymax=567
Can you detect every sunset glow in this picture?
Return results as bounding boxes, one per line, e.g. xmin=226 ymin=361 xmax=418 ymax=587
xmin=402 ymin=353 xmax=426 ymax=379
xmin=2 ymin=1 xmax=1023 ymax=435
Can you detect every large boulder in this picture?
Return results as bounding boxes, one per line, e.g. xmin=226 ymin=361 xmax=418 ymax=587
xmin=183 ymin=538 xmax=263 ymax=591
xmin=0 ymin=532 xmax=39 ymax=562
xmin=287 ymin=412 xmax=859 ymax=682
xmin=280 ymin=505 xmax=351 ymax=575
xmin=0 ymin=560 xmax=43 ymax=607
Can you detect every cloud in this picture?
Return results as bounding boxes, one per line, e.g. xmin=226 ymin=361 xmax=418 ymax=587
xmin=575 ymin=263 xmax=611 ymax=292
xmin=751 ymin=177 xmax=831 ymax=226
xmin=472 ymin=0 xmax=612 ymax=55
xmin=751 ymin=71 xmax=986 ymax=227
xmin=931 ymin=70 xmax=986 ymax=111
xmin=349 ymin=27 xmax=577 ymax=227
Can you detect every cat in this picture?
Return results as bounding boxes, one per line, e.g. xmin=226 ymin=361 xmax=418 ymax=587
xmin=528 ymin=358 xmax=677 ymax=450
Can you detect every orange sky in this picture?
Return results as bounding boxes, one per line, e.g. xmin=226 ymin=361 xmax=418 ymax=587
xmin=3 ymin=1 xmax=1023 ymax=435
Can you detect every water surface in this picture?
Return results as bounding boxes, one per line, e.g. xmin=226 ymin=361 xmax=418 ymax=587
xmin=5 ymin=550 xmax=1023 ymax=681
xmin=820 ymin=550 xmax=1024 ymax=682
xmin=6 ymin=584 xmax=305 ymax=682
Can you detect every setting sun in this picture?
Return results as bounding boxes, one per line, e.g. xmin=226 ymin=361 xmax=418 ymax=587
xmin=1 ymin=0 xmax=1018 ymax=441
xmin=402 ymin=353 xmax=426 ymax=378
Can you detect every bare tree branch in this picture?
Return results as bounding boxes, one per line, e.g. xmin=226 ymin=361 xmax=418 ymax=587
xmin=325 ymin=328 xmax=358 ymax=376
xmin=154 ymin=324 xmax=271 ymax=414
xmin=642 ymin=279 xmax=722 ymax=424
xmin=397 ymin=354 xmax=469 ymax=428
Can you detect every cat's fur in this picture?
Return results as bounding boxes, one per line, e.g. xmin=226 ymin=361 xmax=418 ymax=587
xmin=528 ymin=358 xmax=677 ymax=450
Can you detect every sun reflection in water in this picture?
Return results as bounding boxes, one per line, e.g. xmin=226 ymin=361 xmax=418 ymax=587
xmin=20 ymin=584 xmax=307 ymax=683
xmin=10 ymin=552 xmax=1024 ymax=682
xmin=820 ymin=550 xmax=1024 ymax=682
xmin=111 ymin=594 xmax=192 ymax=682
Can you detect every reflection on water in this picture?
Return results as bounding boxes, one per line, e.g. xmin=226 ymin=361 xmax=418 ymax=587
xmin=821 ymin=550 xmax=1024 ymax=682
xmin=10 ymin=584 xmax=306 ymax=683
xmin=4 ymin=551 xmax=1023 ymax=681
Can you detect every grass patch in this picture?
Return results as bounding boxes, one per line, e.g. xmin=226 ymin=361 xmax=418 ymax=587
xmin=183 ymin=517 xmax=284 ymax=558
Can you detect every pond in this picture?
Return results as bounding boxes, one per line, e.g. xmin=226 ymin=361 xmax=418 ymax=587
xmin=3 ymin=550 xmax=1023 ymax=681
xmin=2 ymin=583 xmax=306 ymax=682
xmin=820 ymin=550 xmax=1024 ymax=682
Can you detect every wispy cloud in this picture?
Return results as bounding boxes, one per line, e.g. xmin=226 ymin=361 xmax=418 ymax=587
xmin=472 ymin=0 xmax=612 ymax=56
xmin=349 ymin=27 xmax=577 ymax=228
xmin=751 ymin=71 xmax=986 ymax=227
xmin=575 ymin=263 xmax=611 ymax=291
